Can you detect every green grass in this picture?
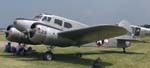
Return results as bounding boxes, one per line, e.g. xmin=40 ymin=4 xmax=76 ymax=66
xmin=0 ymin=34 xmax=6 ymax=41
xmin=0 ymin=36 xmax=150 ymax=68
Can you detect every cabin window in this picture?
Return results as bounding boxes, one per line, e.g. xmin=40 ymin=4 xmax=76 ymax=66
xmin=64 ymin=22 xmax=72 ymax=28
xmin=54 ymin=19 xmax=62 ymax=26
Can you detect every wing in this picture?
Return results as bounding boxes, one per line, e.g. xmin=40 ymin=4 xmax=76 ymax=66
xmin=59 ymin=25 xmax=128 ymax=45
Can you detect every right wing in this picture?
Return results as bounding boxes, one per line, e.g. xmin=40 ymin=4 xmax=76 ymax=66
xmin=59 ymin=24 xmax=128 ymax=45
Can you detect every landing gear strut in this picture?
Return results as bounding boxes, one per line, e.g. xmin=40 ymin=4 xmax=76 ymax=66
xmin=123 ymin=48 xmax=126 ymax=53
xmin=43 ymin=46 xmax=54 ymax=61
xmin=75 ymin=46 xmax=83 ymax=58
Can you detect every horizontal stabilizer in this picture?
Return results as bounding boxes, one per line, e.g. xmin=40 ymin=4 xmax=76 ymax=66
xmin=117 ymin=39 xmax=150 ymax=43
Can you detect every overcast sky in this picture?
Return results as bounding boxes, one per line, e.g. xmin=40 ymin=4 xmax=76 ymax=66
xmin=0 ymin=0 xmax=150 ymax=27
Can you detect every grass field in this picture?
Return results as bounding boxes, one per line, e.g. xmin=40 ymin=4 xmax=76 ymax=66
xmin=0 ymin=33 xmax=6 ymax=41
xmin=0 ymin=35 xmax=150 ymax=68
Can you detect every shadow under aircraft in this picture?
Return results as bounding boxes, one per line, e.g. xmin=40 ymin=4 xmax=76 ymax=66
xmin=0 ymin=52 xmax=113 ymax=67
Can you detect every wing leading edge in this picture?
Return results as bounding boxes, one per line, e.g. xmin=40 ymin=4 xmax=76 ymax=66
xmin=59 ymin=25 xmax=128 ymax=45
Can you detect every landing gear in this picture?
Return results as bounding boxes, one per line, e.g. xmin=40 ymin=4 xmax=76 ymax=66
xmin=75 ymin=46 xmax=83 ymax=58
xmin=123 ymin=48 xmax=126 ymax=53
xmin=43 ymin=46 xmax=54 ymax=61
xmin=43 ymin=51 xmax=54 ymax=60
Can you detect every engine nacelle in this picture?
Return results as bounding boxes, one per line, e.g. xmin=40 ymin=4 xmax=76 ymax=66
xmin=6 ymin=25 xmax=35 ymax=44
xmin=96 ymin=39 xmax=109 ymax=47
xmin=29 ymin=24 xmax=75 ymax=46
xmin=29 ymin=24 xmax=60 ymax=44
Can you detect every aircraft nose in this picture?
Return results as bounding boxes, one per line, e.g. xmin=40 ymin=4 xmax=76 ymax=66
xmin=13 ymin=19 xmax=21 ymax=25
xmin=14 ymin=19 xmax=25 ymax=26
xmin=13 ymin=21 xmax=17 ymax=25
xmin=13 ymin=19 xmax=36 ymax=31
xmin=13 ymin=19 xmax=25 ymax=31
xmin=13 ymin=20 xmax=22 ymax=27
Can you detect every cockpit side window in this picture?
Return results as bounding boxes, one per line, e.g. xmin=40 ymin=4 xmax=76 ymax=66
xmin=54 ymin=19 xmax=62 ymax=26
xmin=33 ymin=15 xmax=42 ymax=20
xmin=42 ymin=16 xmax=47 ymax=21
xmin=47 ymin=17 xmax=51 ymax=22
xmin=42 ymin=16 xmax=51 ymax=22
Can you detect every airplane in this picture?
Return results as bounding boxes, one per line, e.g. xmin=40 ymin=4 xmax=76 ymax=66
xmin=5 ymin=13 xmax=128 ymax=60
xmin=86 ymin=20 xmax=150 ymax=53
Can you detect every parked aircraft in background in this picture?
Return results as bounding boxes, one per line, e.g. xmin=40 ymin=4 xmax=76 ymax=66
xmin=0 ymin=28 xmax=6 ymax=32
xmin=5 ymin=13 xmax=128 ymax=60
xmin=86 ymin=20 xmax=150 ymax=53
xmin=131 ymin=25 xmax=150 ymax=36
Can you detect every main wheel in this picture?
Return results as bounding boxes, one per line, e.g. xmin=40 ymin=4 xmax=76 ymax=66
xmin=43 ymin=51 xmax=54 ymax=61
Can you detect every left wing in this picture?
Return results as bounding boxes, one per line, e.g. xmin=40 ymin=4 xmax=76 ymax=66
xmin=59 ymin=24 xmax=128 ymax=45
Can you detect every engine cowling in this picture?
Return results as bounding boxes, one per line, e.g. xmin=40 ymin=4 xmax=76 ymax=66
xmin=96 ymin=38 xmax=131 ymax=48
xmin=29 ymin=24 xmax=75 ymax=46
xmin=5 ymin=25 xmax=35 ymax=44
xmin=96 ymin=39 xmax=109 ymax=47
xmin=29 ymin=24 xmax=60 ymax=44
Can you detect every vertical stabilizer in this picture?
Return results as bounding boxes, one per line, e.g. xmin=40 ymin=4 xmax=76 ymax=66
xmin=117 ymin=20 xmax=133 ymax=39
xmin=118 ymin=20 xmax=132 ymax=32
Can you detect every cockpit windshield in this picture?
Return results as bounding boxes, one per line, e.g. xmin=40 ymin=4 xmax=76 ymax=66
xmin=33 ymin=15 xmax=43 ymax=20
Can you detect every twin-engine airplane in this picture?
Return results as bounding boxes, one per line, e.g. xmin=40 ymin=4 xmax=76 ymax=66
xmin=5 ymin=13 xmax=128 ymax=60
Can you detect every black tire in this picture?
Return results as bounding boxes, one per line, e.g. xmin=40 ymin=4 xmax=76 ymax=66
xmin=43 ymin=51 xmax=54 ymax=61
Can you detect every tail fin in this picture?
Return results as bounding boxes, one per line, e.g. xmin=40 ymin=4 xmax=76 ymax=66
xmin=118 ymin=20 xmax=134 ymax=38
xmin=118 ymin=20 xmax=132 ymax=32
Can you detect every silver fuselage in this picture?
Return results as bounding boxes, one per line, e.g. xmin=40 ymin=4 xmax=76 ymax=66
xmin=6 ymin=14 xmax=88 ymax=46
